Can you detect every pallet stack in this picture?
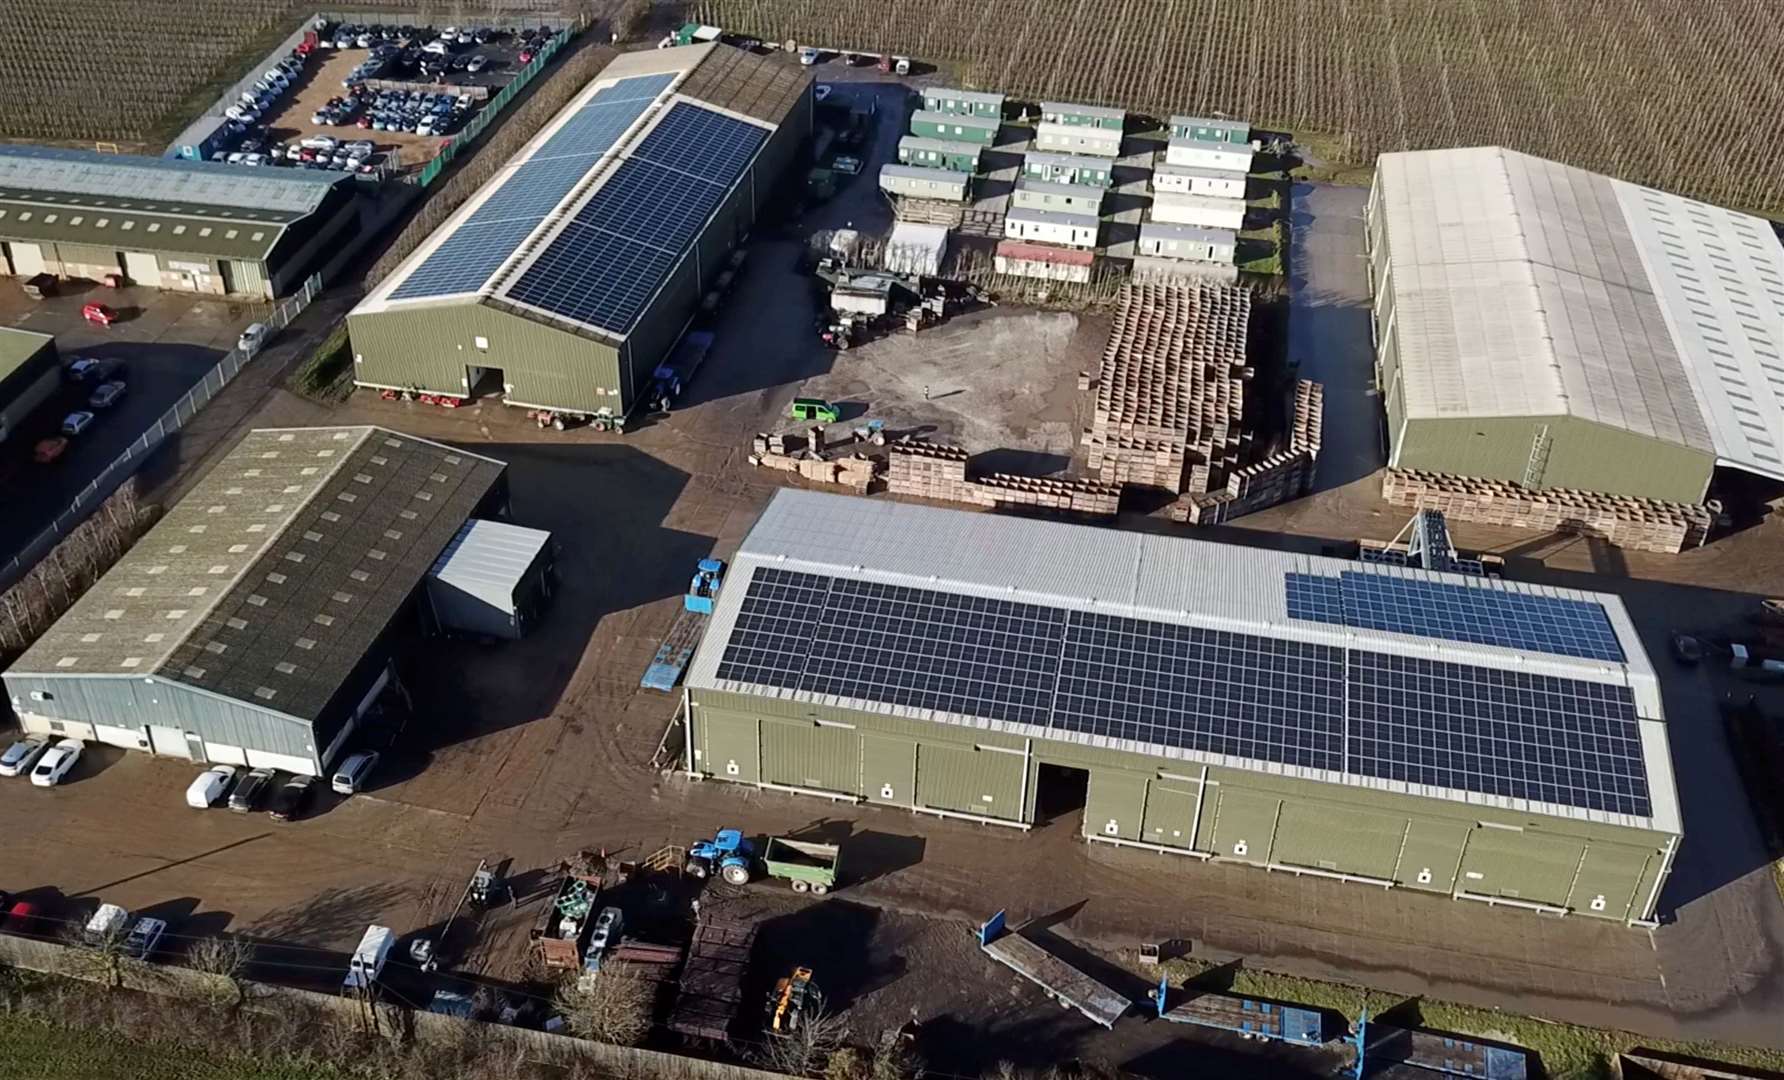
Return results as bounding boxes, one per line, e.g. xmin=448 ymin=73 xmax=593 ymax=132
xmin=1174 ymin=380 xmax=1324 ymax=525
xmin=1084 ymin=283 xmax=1250 ymax=494
xmin=1382 ymin=469 xmax=1714 ymax=553
xmin=887 ymin=443 xmax=1119 ymax=518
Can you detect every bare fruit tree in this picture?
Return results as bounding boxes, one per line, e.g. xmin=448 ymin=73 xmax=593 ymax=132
xmin=185 ymin=935 xmax=253 ymax=1009
xmin=553 ymin=970 xmax=652 ymax=1047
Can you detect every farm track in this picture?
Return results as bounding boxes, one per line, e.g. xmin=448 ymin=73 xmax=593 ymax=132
xmin=700 ymin=0 xmax=1784 ymax=213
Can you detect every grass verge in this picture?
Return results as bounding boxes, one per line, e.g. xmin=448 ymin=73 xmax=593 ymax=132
xmin=0 ymin=1012 xmax=341 ymax=1080
xmin=1237 ymin=220 xmax=1286 ymax=275
xmin=1160 ymin=957 xmax=1784 ymax=1080
xmin=289 ymin=324 xmax=355 ymax=402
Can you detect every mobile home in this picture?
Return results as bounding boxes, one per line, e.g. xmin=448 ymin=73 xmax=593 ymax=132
xmin=1154 ymin=162 xmax=1249 ymax=199
xmin=910 ymin=110 xmax=999 ymax=147
xmin=923 ymin=87 xmax=1004 ymax=119
xmin=1166 ymin=137 xmax=1254 ymax=172
xmin=1021 ymin=151 xmax=1113 ymax=189
xmin=1004 ymin=207 xmax=1100 ymax=250
xmin=1151 ymin=191 xmax=1247 ymax=231
xmin=898 ymin=136 xmax=982 ymax=174
xmin=1012 ymin=177 xmax=1105 ymax=216
xmin=1034 ymin=121 xmax=1122 ymax=158
xmin=879 ymin=163 xmax=972 ymax=202
xmin=1170 ymin=115 xmax=1250 ymax=146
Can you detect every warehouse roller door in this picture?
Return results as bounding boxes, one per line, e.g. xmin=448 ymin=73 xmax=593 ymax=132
xmin=1458 ymin=826 xmax=1587 ymax=908
xmin=9 ymin=242 xmax=44 ymax=276
xmin=696 ymin=708 xmax=759 ymax=784
xmin=862 ymin=735 xmax=915 ymax=805
xmin=123 ymin=250 xmax=160 ymax=287
xmin=1272 ymin=801 xmax=1406 ymax=880
xmin=761 ymin=719 xmax=858 ymax=795
xmin=1209 ymin=787 xmax=1281 ymax=865
xmin=916 ymin=744 xmax=1024 ymax=821
xmin=1140 ymin=778 xmax=1200 ymax=851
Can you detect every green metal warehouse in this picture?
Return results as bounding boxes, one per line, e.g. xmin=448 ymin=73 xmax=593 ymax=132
xmin=0 ymin=145 xmax=356 ymax=299
xmin=3 ymin=426 xmax=507 ymax=776
xmin=347 ymin=45 xmax=811 ymax=427
xmin=1369 ymin=146 xmax=1784 ymax=504
xmin=684 ymin=490 xmax=1681 ymax=926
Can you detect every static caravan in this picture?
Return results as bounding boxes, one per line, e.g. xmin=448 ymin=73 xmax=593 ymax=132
xmin=995 ymin=240 xmax=1095 ymax=283
xmin=1170 ymin=115 xmax=1251 ymax=146
xmin=1034 ymin=121 xmax=1122 ymax=158
xmin=879 ymin=163 xmax=972 ymax=202
xmin=1138 ymin=222 xmax=1236 ymax=264
xmin=910 ymin=110 xmax=999 ymax=147
xmin=1021 ymin=151 xmax=1114 ymax=189
xmin=1011 ymin=177 xmax=1105 ymax=216
xmin=923 ymin=87 xmax=1005 ymax=119
xmin=1154 ymin=162 xmax=1249 ymax=199
xmin=1151 ymin=191 xmax=1246 ymax=231
xmin=1166 ymin=137 xmax=1254 ymax=172
xmin=897 ymin=136 xmax=982 ymax=174
xmin=1003 ymin=207 xmax=1100 ymax=250
xmin=1039 ymin=101 xmax=1125 ymax=131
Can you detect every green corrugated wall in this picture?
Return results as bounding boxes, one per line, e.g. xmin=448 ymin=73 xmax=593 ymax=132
xmin=1393 ymin=414 xmax=1715 ymax=504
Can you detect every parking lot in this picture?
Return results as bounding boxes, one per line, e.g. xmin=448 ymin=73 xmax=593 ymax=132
xmin=253 ymin=25 xmax=560 ymax=173
xmin=0 ymin=279 xmax=255 ymax=557
xmin=5 ymin=55 xmax=1784 ymax=1068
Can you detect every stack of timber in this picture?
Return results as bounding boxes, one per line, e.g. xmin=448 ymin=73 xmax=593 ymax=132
xmin=1382 ymin=470 xmax=1714 ymax=553
xmin=1084 ymin=284 xmax=1250 ymax=494
xmin=887 ymin=442 xmax=1119 ymax=517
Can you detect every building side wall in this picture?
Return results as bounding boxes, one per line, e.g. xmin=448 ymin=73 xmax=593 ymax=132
xmin=687 ymin=686 xmax=1674 ymax=921
xmin=4 ymin=674 xmax=316 ymax=765
xmin=348 ymin=302 xmax=623 ymax=414
xmin=1393 ymin=416 xmax=1715 ymax=504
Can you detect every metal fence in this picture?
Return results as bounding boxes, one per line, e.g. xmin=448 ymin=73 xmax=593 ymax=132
xmin=0 ymin=273 xmax=325 ymax=594
xmin=411 ymin=25 xmax=575 ymax=188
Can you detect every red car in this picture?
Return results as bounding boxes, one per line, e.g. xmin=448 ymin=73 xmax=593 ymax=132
xmin=82 ymin=302 xmax=118 ymax=326
xmin=518 ymin=48 xmax=535 ymax=63
xmin=2 ymin=900 xmax=45 ymax=937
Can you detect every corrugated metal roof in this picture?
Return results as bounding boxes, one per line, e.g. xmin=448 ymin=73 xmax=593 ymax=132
xmin=1040 ymin=101 xmax=1125 ymax=121
xmin=912 ymin=110 xmax=998 ymax=131
xmin=13 ymin=427 xmax=504 ymax=722
xmin=0 ymin=145 xmax=345 ymax=216
xmin=1005 ymin=207 xmax=1099 ymax=229
xmin=880 ymin=164 xmax=970 ymax=184
xmin=1170 ymin=115 xmax=1249 ymax=135
xmin=897 ymin=135 xmax=983 ymax=157
xmin=1014 ymin=177 xmax=1104 ymax=200
xmin=688 ymin=490 xmax=1678 ymax=834
xmin=924 ymin=87 xmax=1004 ymax=106
xmin=0 ymin=189 xmax=292 ymax=261
xmin=428 ymin=519 xmax=551 ymax=608
xmin=1141 ymin=222 xmax=1236 ymax=244
xmin=1167 ymin=136 xmax=1252 ymax=157
xmin=1373 ymin=146 xmax=1784 ymax=479
xmin=1023 ymin=151 xmax=1111 ymax=170
xmin=996 ymin=240 xmax=1095 ymax=266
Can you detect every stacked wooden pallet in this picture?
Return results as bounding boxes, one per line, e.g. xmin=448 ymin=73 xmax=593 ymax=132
xmin=887 ymin=443 xmax=1119 ymax=517
xmin=1084 ymin=283 xmax=1250 ymax=493
xmin=1382 ymin=469 xmax=1714 ymax=553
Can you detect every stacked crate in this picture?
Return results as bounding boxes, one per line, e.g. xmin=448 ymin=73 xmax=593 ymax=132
xmin=1174 ymin=380 xmax=1324 ymax=525
xmin=1382 ymin=470 xmax=1714 ymax=553
xmin=887 ymin=443 xmax=1119 ymax=518
xmin=1084 ymin=284 xmax=1251 ymax=494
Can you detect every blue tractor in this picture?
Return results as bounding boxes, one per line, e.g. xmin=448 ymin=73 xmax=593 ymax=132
xmin=686 ymin=558 xmax=725 ymax=615
xmin=685 ymin=828 xmax=755 ymax=885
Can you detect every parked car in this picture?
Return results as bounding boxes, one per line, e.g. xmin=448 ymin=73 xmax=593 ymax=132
xmin=267 ymin=774 xmax=318 ymax=821
xmin=67 ymin=356 xmax=123 ymax=383
xmin=61 ymin=411 xmax=95 ymax=437
xmin=228 ymin=767 xmax=278 ymax=812
xmin=29 ymin=739 xmax=83 ymax=787
xmin=799 ymin=47 xmax=820 ymax=65
xmin=88 ymin=381 xmax=127 ymax=410
xmin=0 ymin=737 xmax=49 ymax=778
xmin=237 ymin=320 xmax=269 ymax=352
xmin=517 ymin=47 xmax=535 ymax=64
xmin=466 ymin=53 xmax=488 ymax=73
xmin=185 ymin=765 xmax=237 ymax=808
xmin=33 ymin=437 xmax=68 ymax=464
xmin=124 ymin=917 xmax=167 ymax=959
xmin=85 ymin=904 xmax=130 ymax=944
xmin=81 ymin=302 xmax=118 ymax=326
xmin=2 ymin=900 xmax=45 ymax=936
xmin=331 ymin=751 xmax=379 ymax=795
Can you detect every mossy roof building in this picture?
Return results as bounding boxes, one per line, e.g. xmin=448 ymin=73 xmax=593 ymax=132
xmin=348 ymin=45 xmax=810 ymax=423
xmin=685 ymin=490 xmax=1681 ymax=925
xmin=1369 ymin=146 xmax=1784 ymax=504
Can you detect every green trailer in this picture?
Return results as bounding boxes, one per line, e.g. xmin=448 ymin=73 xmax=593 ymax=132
xmin=762 ymin=837 xmax=841 ymax=894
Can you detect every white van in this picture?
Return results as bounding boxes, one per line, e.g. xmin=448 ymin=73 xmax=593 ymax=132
xmin=84 ymin=903 xmax=130 ymax=944
xmin=343 ymin=924 xmax=393 ymax=992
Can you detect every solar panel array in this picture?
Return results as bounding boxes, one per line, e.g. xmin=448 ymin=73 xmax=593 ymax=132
xmin=1285 ymin=571 xmax=1625 ymax=663
xmin=388 ymin=73 xmax=675 ymax=302
xmin=713 ymin=567 xmax=1652 ymax=816
xmin=506 ymin=103 xmax=767 ymax=333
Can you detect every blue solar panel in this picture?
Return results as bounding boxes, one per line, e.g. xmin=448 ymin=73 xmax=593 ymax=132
xmin=713 ymin=567 xmax=1654 ymax=816
xmin=388 ymin=76 xmax=673 ymax=301
xmin=1348 ymin=651 xmax=1650 ymax=816
xmin=389 ymin=217 xmax=543 ymax=300
xmin=575 ymin=159 xmax=724 ymax=253
xmin=632 ymin=104 xmax=768 ymax=183
xmin=505 ymin=224 xmax=676 ymax=332
xmin=503 ymin=105 xmax=768 ymax=332
xmin=1285 ymin=571 xmax=1624 ymax=663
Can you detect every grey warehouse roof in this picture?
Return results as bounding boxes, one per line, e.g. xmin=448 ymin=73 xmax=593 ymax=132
xmin=1376 ymin=146 xmax=1784 ymax=481
xmin=0 ymin=145 xmax=346 ymax=216
xmin=690 ymin=490 xmax=1679 ymax=834
xmin=13 ymin=428 xmax=504 ymax=721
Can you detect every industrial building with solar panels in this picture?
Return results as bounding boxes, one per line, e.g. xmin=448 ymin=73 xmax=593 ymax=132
xmin=347 ymin=44 xmax=810 ymax=427
xmin=683 ymin=490 xmax=1682 ymax=925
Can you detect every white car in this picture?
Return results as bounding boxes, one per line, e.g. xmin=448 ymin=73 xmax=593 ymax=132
xmin=29 ymin=739 xmax=83 ymax=787
xmin=798 ymin=47 xmax=819 ymax=65
xmin=0 ymin=736 xmax=49 ymax=778
xmin=331 ymin=750 xmax=379 ymax=795
xmin=466 ymin=54 xmax=487 ymax=74
xmin=186 ymin=765 xmax=237 ymax=808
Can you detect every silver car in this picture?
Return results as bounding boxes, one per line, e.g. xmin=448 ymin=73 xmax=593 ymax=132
xmin=0 ymin=737 xmax=49 ymax=778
